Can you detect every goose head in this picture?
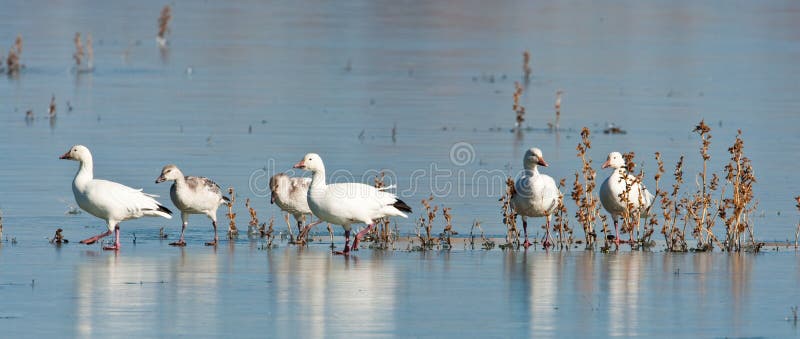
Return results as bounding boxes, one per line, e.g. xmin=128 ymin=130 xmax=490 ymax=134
xmin=269 ymin=173 xmax=291 ymax=204
xmin=601 ymin=152 xmax=625 ymax=169
xmin=293 ymin=153 xmax=323 ymax=173
xmin=59 ymin=145 xmax=91 ymax=162
xmin=523 ymin=147 xmax=548 ymax=169
xmin=155 ymin=164 xmax=183 ymax=183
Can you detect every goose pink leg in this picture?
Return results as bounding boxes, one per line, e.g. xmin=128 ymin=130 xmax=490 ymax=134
xmin=79 ymin=230 xmax=112 ymax=245
xmin=351 ymin=224 xmax=374 ymax=251
xmin=103 ymin=225 xmax=120 ymax=251
xmin=170 ymin=222 xmax=187 ymax=247
xmin=205 ymin=221 xmax=219 ymax=246
xmin=333 ymin=230 xmax=352 ymax=255
xmin=542 ymin=218 xmax=553 ymax=249
xmin=522 ymin=219 xmax=532 ymax=249
xmin=613 ymin=218 xmax=631 ymax=246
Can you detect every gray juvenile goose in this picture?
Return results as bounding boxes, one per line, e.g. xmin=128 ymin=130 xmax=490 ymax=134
xmin=156 ymin=165 xmax=229 ymax=246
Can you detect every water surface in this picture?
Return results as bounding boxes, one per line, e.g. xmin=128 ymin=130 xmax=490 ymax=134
xmin=1 ymin=0 xmax=800 ymax=337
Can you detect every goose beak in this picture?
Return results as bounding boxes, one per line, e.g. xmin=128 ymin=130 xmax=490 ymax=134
xmin=155 ymin=176 xmax=166 ymax=184
xmin=537 ymin=158 xmax=549 ymax=167
xmin=601 ymin=160 xmax=611 ymax=169
xmin=59 ymin=151 xmax=71 ymax=160
xmin=293 ymin=160 xmax=305 ymax=169
xmin=270 ymin=192 xmax=275 ymax=204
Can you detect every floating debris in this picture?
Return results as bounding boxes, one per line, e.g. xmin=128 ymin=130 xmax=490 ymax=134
xmin=522 ymin=50 xmax=532 ymax=82
xmin=603 ymin=123 xmax=627 ymax=134
xmin=73 ymin=32 xmax=93 ymax=72
xmin=6 ymin=35 xmax=23 ymax=75
xmin=50 ymin=228 xmax=68 ymax=244
xmin=157 ymin=5 xmax=172 ymax=47
xmin=49 ymin=95 xmax=56 ymax=118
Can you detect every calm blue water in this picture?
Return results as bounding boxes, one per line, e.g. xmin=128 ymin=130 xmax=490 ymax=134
xmin=2 ymin=0 xmax=800 ymax=337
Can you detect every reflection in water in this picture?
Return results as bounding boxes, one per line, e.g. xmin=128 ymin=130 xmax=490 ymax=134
xmin=0 ymin=244 xmax=786 ymax=338
xmin=604 ymin=253 xmax=645 ymax=337
xmin=527 ymin=252 xmax=562 ymax=335
xmin=74 ymin=250 xmax=220 ymax=337
xmin=264 ymin=248 xmax=397 ymax=336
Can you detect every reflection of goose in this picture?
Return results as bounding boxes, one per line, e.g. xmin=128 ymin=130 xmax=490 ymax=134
xmin=74 ymin=253 xmax=220 ymax=336
xmin=293 ymin=153 xmax=411 ymax=255
xmin=527 ymin=253 xmax=560 ymax=335
xmin=512 ymin=148 xmax=561 ymax=248
xmin=599 ymin=152 xmax=654 ymax=245
xmin=155 ymin=165 xmax=229 ymax=246
xmin=606 ymin=254 xmax=644 ymax=337
xmin=60 ymin=145 xmax=172 ymax=250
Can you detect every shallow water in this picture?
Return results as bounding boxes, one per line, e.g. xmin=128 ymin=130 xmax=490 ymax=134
xmin=2 ymin=0 xmax=800 ymax=336
xmin=2 ymin=240 xmax=800 ymax=338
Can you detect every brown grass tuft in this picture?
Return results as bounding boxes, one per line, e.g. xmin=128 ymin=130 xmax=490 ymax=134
xmin=571 ymin=127 xmax=600 ymax=248
xmin=158 ymin=5 xmax=172 ymax=42
xmin=226 ymin=187 xmax=238 ymax=238
xmin=513 ymin=82 xmax=525 ymax=129
xmin=500 ymin=177 xmax=520 ymax=248
xmin=6 ymin=35 xmax=23 ymax=75
xmin=720 ymin=130 xmax=758 ymax=252
xmin=522 ymin=50 xmax=532 ymax=83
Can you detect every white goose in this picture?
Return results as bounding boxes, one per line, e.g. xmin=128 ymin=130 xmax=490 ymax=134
xmin=155 ymin=164 xmax=229 ymax=246
xmin=293 ymin=153 xmax=412 ymax=255
xmin=599 ymin=151 xmax=655 ymax=245
xmin=269 ymin=173 xmax=321 ymax=241
xmin=511 ymin=148 xmax=561 ymax=248
xmin=60 ymin=145 xmax=172 ymax=250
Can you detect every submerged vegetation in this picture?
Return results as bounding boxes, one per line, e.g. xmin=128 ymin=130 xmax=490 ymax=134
xmin=6 ymin=35 xmax=22 ymax=76
xmin=72 ymin=32 xmax=94 ymax=72
xmin=226 ymin=187 xmax=238 ymax=239
xmin=157 ymin=5 xmax=172 ymax=46
xmin=571 ymin=127 xmax=600 ymax=249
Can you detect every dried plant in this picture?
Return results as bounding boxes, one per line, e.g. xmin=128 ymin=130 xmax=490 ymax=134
xmin=548 ymin=90 xmax=563 ymax=131
xmin=226 ymin=187 xmax=238 ymax=238
xmin=439 ymin=207 xmax=458 ymax=249
xmin=50 ymin=228 xmax=68 ymax=244
xmin=0 ymin=208 xmax=3 ymax=240
xmin=553 ymin=178 xmax=570 ymax=249
xmin=684 ymin=120 xmax=721 ymax=250
xmin=86 ymin=33 xmax=93 ymax=68
xmin=6 ymin=35 xmax=23 ymax=75
xmin=522 ymin=50 xmax=532 ymax=83
xmin=73 ymin=33 xmax=83 ymax=67
xmin=616 ymin=152 xmax=636 ymax=244
xmin=260 ymin=215 xmax=275 ymax=248
xmin=795 ymin=196 xmax=800 ymax=249
xmin=157 ymin=5 xmax=172 ymax=46
xmin=372 ymin=172 xmax=395 ymax=248
xmin=73 ymin=32 xmax=94 ymax=72
xmin=500 ymin=177 xmax=520 ymax=248
xmin=571 ymin=127 xmax=600 ymax=248
xmin=659 ymin=155 xmax=687 ymax=251
xmin=650 ymin=152 xmax=665 ymax=243
xmin=469 ymin=220 xmax=494 ymax=250
xmin=415 ymin=195 xmax=437 ymax=249
xmin=719 ymin=130 xmax=758 ymax=252
xmin=49 ymin=95 xmax=56 ymax=118
xmin=245 ymin=198 xmax=260 ymax=237
xmin=512 ymin=82 xmax=525 ymax=129
xmin=613 ymin=152 xmax=654 ymax=248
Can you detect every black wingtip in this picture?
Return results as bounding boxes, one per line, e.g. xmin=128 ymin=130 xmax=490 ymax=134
xmin=393 ymin=199 xmax=413 ymax=213
xmin=222 ymin=196 xmax=231 ymax=203
xmin=157 ymin=204 xmax=173 ymax=215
